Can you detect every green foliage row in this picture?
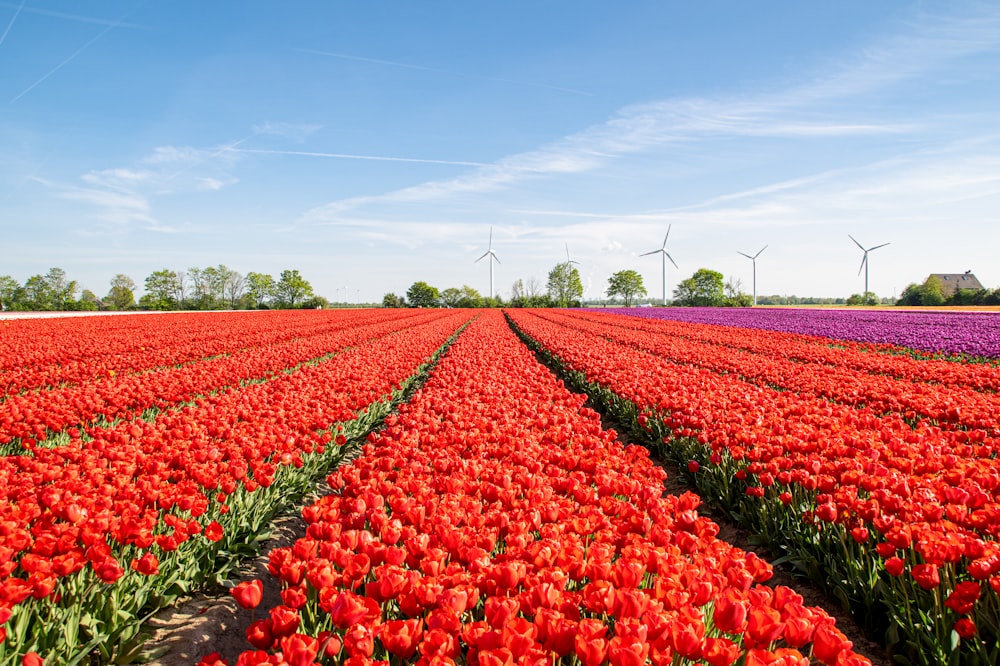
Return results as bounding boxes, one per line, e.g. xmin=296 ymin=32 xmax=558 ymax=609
xmin=898 ymin=276 xmax=1000 ymax=307
xmin=0 ymin=267 xmax=323 ymax=313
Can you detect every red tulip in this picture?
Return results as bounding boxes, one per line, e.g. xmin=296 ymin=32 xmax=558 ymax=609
xmin=232 ymin=579 xmax=263 ymax=610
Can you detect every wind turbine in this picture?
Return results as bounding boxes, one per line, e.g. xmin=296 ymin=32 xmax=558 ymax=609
xmin=565 ymin=243 xmax=579 ymax=266
xmin=641 ymin=225 xmax=678 ymax=306
xmin=737 ymin=245 xmax=767 ymax=306
xmin=475 ymin=227 xmax=501 ymax=299
xmin=849 ymin=234 xmax=889 ymax=297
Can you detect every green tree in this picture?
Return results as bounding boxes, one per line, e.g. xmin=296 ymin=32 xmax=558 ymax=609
xmin=898 ymin=276 xmax=944 ymax=306
xmin=0 ymin=275 xmax=22 ymax=311
xmin=219 ymin=266 xmax=246 ymax=309
xmin=382 ymin=293 xmax=406 ymax=308
xmin=546 ymin=262 xmax=583 ymax=307
xmin=406 ymin=281 xmax=440 ymax=308
xmin=847 ymin=291 xmax=879 ymax=306
xmin=188 ymin=266 xmax=229 ymax=309
xmin=142 ymin=269 xmax=181 ymax=310
xmin=78 ymin=290 xmax=100 ymax=311
xmin=45 ymin=268 xmax=78 ymax=309
xmin=606 ymin=270 xmax=647 ymax=307
xmin=106 ymin=274 xmax=136 ymax=310
xmin=440 ymin=287 xmax=463 ymax=308
xmin=274 ymin=269 xmax=314 ymax=308
xmin=458 ymin=285 xmax=483 ymax=308
xmin=245 ymin=272 xmax=276 ymax=309
xmin=723 ymin=276 xmax=753 ymax=307
xmin=673 ymin=268 xmax=725 ymax=306
xmin=23 ymin=274 xmax=52 ymax=310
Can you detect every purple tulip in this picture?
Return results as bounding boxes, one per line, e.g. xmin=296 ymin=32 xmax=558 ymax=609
xmin=600 ymin=307 xmax=1000 ymax=359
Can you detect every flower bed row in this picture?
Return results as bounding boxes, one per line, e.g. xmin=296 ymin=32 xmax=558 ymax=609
xmin=0 ymin=310 xmax=471 ymax=664
xmin=0 ymin=310 xmax=428 ymax=396
xmin=507 ymin=309 xmax=1000 ymax=665
xmin=0 ymin=310 xmax=446 ymax=451
xmin=605 ymin=307 xmax=1000 ymax=360
xmin=219 ymin=310 xmax=872 ymax=666
xmin=540 ymin=310 xmax=1000 ymax=435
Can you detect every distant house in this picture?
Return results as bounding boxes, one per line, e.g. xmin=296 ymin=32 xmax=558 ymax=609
xmin=929 ymin=272 xmax=984 ymax=297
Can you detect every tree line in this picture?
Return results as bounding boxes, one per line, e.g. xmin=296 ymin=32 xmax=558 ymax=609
xmin=383 ymin=263 xmax=657 ymax=308
xmin=897 ymin=276 xmax=1000 ymax=307
xmin=0 ymin=266 xmax=324 ymax=312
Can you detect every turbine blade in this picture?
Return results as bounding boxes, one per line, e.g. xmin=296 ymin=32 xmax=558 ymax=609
xmin=737 ymin=251 xmax=753 ymax=259
xmin=858 ymin=254 xmax=867 ymax=276
xmin=492 ymin=251 xmax=501 ymax=265
xmin=848 ymin=234 xmax=865 ymax=251
xmin=666 ymin=253 xmax=678 ymax=269
xmin=754 ymin=244 xmax=768 ymax=258
xmin=640 ymin=250 xmax=659 ymax=257
xmin=475 ymin=251 xmax=490 ymax=263
xmin=869 ymin=242 xmax=890 ymax=251
xmin=661 ymin=233 xmax=669 ymax=250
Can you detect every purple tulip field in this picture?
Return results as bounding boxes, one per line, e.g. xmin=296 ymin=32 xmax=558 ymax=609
xmin=604 ymin=307 xmax=1000 ymax=360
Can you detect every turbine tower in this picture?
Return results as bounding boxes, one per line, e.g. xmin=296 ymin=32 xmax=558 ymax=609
xmin=849 ymin=234 xmax=889 ymax=298
xmin=475 ymin=227 xmax=501 ymax=299
xmin=737 ymin=245 xmax=767 ymax=306
xmin=641 ymin=225 xmax=678 ymax=306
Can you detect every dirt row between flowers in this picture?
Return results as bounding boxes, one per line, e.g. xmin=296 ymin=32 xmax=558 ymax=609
xmin=137 ymin=313 xmax=891 ymax=665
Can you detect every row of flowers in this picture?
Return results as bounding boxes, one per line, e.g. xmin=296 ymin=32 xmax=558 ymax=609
xmin=0 ymin=310 xmax=445 ymax=450
xmin=544 ymin=309 xmax=1000 ymax=434
xmin=507 ymin=309 xmax=1000 ymax=664
xmin=0 ymin=310 xmax=470 ymax=664
xmin=219 ymin=310 xmax=871 ymax=666
xmin=0 ymin=310 xmax=427 ymax=396
xmin=605 ymin=307 xmax=1000 ymax=360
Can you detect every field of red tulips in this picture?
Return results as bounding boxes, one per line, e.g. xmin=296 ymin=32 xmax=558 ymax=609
xmin=0 ymin=309 xmax=471 ymax=664
xmin=4 ymin=306 xmax=996 ymax=665
xmin=506 ymin=308 xmax=1000 ymax=665
xmin=221 ymin=310 xmax=870 ymax=666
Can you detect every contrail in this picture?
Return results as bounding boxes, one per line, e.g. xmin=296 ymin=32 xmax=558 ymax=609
xmin=9 ymin=7 xmax=135 ymax=103
xmin=0 ymin=2 xmax=148 ymax=29
xmin=296 ymin=48 xmax=594 ymax=97
xmin=0 ymin=0 xmax=25 ymax=47
xmin=234 ymin=147 xmax=490 ymax=167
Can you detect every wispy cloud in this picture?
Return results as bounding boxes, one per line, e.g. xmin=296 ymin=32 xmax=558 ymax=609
xmin=234 ymin=148 xmax=490 ymax=167
xmin=297 ymin=47 xmax=594 ymax=97
xmin=36 ymin=176 xmax=157 ymax=229
xmin=300 ymin=3 xmax=1000 ymax=227
xmin=251 ymin=122 xmax=323 ymax=143
xmin=34 ymin=136 xmax=250 ymax=230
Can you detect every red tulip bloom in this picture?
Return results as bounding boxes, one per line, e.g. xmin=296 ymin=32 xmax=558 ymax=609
xmin=574 ymin=619 xmax=608 ymax=666
xmin=278 ymin=634 xmax=320 ymax=666
xmin=268 ymin=605 xmax=301 ymax=639
xmin=911 ymin=563 xmax=941 ymax=591
xmin=204 ymin=521 xmax=224 ymax=542
xmin=954 ymin=618 xmax=976 ymax=640
xmin=245 ymin=619 xmax=273 ymax=650
xmin=130 ymin=552 xmax=160 ymax=576
xmin=343 ymin=624 xmax=374 ymax=658
xmin=811 ymin=623 xmax=851 ymax=665
xmin=232 ymin=579 xmax=263 ymax=610
xmin=713 ymin=591 xmax=748 ymax=634
xmin=377 ymin=619 xmax=424 ymax=659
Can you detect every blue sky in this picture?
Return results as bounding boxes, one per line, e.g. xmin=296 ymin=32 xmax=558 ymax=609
xmin=2 ymin=1 xmax=1000 ymax=303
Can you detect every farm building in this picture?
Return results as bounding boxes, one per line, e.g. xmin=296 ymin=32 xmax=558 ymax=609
xmin=928 ymin=271 xmax=984 ymax=297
